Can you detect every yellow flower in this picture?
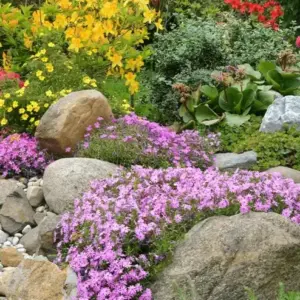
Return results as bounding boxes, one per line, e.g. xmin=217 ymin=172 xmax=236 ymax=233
xmin=69 ymin=38 xmax=83 ymax=53
xmin=44 ymin=103 xmax=49 ymax=108
xmin=109 ymin=53 xmax=123 ymax=68
xmin=24 ymin=33 xmax=33 ymax=50
xmin=0 ymin=99 xmax=5 ymax=107
xmin=100 ymin=1 xmax=118 ymax=18
xmin=48 ymin=42 xmax=55 ymax=47
xmin=39 ymin=76 xmax=45 ymax=81
xmin=12 ymin=101 xmax=19 ymax=108
xmin=126 ymin=58 xmax=136 ymax=71
xmin=91 ymin=82 xmax=97 ymax=87
xmin=26 ymin=105 xmax=33 ymax=112
xmin=40 ymin=49 xmax=46 ymax=55
xmin=19 ymin=108 xmax=25 ymax=114
xmin=46 ymin=63 xmax=54 ymax=73
xmin=155 ymin=18 xmax=164 ymax=31
xmin=129 ymin=80 xmax=139 ymax=94
xmin=34 ymin=120 xmax=40 ymax=126
xmin=24 ymin=80 xmax=30 ymax=87
xmin=86 ymin=50 xmax=92 ymax=56
xmin=143 ymin=9 xmax=156 ymax=24
xmin=125 ymin=72 xmax=136 ymax=85
xmin=21 ymin=114 xmax=29 ymax=121
xmin=134 ymin=56 xmax=144 ymax=71
xmin=4 ymin=93 xmax=10 ymax=99
xmin=41 ymin=57 xmax=48 ymax=62
xmin=83 ymin=76 xmax=91 ymax=84
xmin=0 ymin=118 xmax=8 ymax=126
xmin=30 ymin=117 xmax=35 ymax=123
xmin=36 ymin=70 xmax=43 ymax=77
xmin=6 ymin=107 xmax=13 ymax=113
xmin=46 ymin=90 xmax=54 ymax=97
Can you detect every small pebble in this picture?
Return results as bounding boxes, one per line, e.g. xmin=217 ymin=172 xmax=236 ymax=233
xmin=17 ymin=182 xmax=26 ymax=189
xmin=28 ymin=182 xmax=33 ymax=187
xmin=29 ymin=177 xmax=38 ymax=182
xmin=24 ymin=189 xmax=27 ymax=192
xmin=12 ymin=237 xmax=19 ymax=246
xmin=14 ymin=233 xmax=23 ymax=238
xmin=39 ymin=179 xmax=43 ymax=187
xmin=7 ymin=237 xmax=13 ymax=243
xmin=19 ymin=177 xmax=28 ymax=185
xmin=17 ymin=248 xmax=26 ymax=253
xmin=15 ymin=244 xmax=24 ymax=249
xmin=36 ymin=206 xmax=45 ymax=213
xmin=3 ymin=241 xmax=11 ymax=247
xmin=22 ymin=225 xmax=32 ymax=235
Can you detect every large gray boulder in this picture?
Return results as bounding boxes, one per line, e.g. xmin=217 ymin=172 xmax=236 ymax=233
xmin=0 ymin=189 xmax=35 ymax=235
xmin=152 ymin=213 xmax=300 ymax=300
xmin=0 ymin=179 xmax=20 ymax=206
xmin=215 ymin=151 xmax=257 ymax=171
xmin=43 ymin=158 xmax=118 ymax=214
xmin=260 ymin=96 xmax=300 ymax=132
xmin=20 ymin=227 xmax=40 ymax=255
xmin=35 ymin=90 xmax=113 ymax=155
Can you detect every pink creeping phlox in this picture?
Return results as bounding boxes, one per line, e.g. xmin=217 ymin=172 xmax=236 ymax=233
xmin=57 ymin=167 xmax=300 ymax=300
xmin=80 ymin=113 xmax=220 ymax=169
xmin=0 ymin=133 xmax=49 ymax=177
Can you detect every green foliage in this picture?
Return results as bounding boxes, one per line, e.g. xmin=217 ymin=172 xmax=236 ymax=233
xmin=147 ymin=15 xmax=295 ymax=124
xmin=215 ymin=116 xmax=300 ymax=171
xmin=246 ymin=283 xmax=300 ymax=300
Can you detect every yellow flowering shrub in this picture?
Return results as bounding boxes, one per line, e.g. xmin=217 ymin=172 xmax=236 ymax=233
xmin=0 ymin=0 xmax=162 ymax=131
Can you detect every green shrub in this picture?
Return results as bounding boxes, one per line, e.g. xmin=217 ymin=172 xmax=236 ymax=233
xmin=214 ymin=116 xmax=300 ymax=171
xmin=147 ymin=15 xmax=295 ymax=124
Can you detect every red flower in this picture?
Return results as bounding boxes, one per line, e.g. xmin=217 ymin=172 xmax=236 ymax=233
xmin=296 ymin=36 xmax=300 ymax=49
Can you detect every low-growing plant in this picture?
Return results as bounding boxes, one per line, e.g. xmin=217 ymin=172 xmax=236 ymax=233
xmin=0 ymin=133 xmax=50 ymax=177
xmin=76 ymin=113 xmax=220 ymax=169
xmin=57 ymin=166 xmax=300 ymax=299
xmin=215 ymin=118 xmax=300 ymax=171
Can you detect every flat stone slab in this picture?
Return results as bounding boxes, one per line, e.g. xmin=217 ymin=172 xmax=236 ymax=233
xmin=265 ymin=166 xmax=300 ymax=183
xmin=215 ymin=151 xmax=257 ymax=171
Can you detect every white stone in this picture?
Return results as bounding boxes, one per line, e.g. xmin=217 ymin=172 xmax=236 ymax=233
xmin=36 ymin=206 xmax=45 ymax=213
xmin=260 ymin=96 xmax=300 ymax=132
xmin=3 ymin=241 xmax=11 ymax=247
xmin=29 ymin=177 xmax=39 ymax=182
xmin=7 ymin=237 xmax=13 ymax=243
xmin=12 ymin=237 xmax=19 ymax=246
xmin=15 ymin=244 xmax=24 ymax=249
xmin=14 ymin=233 xmax=23 ymax=238
xmin=17 ymin=248 xmax=26 ymax=253
xmin=0 ymin=231 xmax=8 ymax=244
xmin=22 ymin=225 xmax=31 ymax=235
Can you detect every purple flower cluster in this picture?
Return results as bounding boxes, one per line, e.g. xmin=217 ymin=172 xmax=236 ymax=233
xmin=0 ymin=133 xmax=49 ymax=177
xmin=79 ymin=114 xmax=220 ymax=169
xmin=57 ymin=166 xmax=300 ymax=299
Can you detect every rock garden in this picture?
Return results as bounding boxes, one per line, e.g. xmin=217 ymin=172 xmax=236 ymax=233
xmin=0 ymin=0 xmax=300 ymax=299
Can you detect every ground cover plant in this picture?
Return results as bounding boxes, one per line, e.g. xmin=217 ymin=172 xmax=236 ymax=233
xmin=77 ymin=113 xmax=220 ymax=169
xmin=0 ymin=132 xmax=50 ymax=177
xmin=213 ymin=116 xmax=300 ymax=171
xmin=57 ymin=166 xmax=300 ymax=299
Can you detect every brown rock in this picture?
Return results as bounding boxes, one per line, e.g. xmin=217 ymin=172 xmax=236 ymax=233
xmin=35 ymin=89 xmax=113 ymax=155
xmin=6 ymin=259 xmax=66 ymax=300
xmin=0 ymin=248 xmax=23 ymax=267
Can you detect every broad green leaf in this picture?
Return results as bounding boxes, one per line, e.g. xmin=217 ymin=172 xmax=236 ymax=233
xmin=257 ymin=61 xmax=276 ymax=80
xmin=241 ymin=89 xmax=255 ymax=111
xmin=267 ymin=70 xmax=282 ymax=90
xmin=200 ymin=85 xmax=218 ymax=100
xmin=238 ymin=64 xmax=261 ymax=80
xmin=219 ymin=87 xmax=243 ymax=113
xmin=225 ymin=112 xmax=251 ymax=127
xmin=195 ymin=104 xmax=219 ymax=123
xmin=186 ymin=97 xmax=195 ymax=113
